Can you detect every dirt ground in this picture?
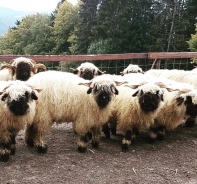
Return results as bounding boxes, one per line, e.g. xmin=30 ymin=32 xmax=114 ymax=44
xmin=1 ymin=122 xmax=197 ymax=184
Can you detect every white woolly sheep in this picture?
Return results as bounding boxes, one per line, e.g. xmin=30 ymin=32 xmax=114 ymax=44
xmin=70 ymin=62 xmax=105 ymax=80
xmin=0 ymin=57 xmax=46 ymax=81
xmin=145 ymin=69 xmax=191 ymax=82
xmin=149 ymin=83 xmax=197 ymax=141
xmin=0 ymin=80 xmax=41 ymax=161
xmin=26 ymin=71 xmax=121 ymax=153
xmin=103 ymin=81 xmax=171 ymax=152
xmin=120 ymin=64 xmax=144 ymax=75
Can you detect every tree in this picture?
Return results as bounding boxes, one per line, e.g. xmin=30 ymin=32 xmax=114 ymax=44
xmin=71 ymin=0 xmax=100 ymax=54
xmin=1 ymin=13 xmax=54 ymax=55
xmin=52 ymin=0 xmax=79 ymax=54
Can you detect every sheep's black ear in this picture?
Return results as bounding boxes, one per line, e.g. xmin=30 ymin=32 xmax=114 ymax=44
xmin=185 ymin=96 xmax=192 ymax=105
xmin=1 ymin=93 xmax=8 ymax=101
xmin=111 ymin=86 xmax=118 ymax=95
xmin=132 ymin=90 xmax=139 ymax=97
xmin=176 ymin=97 xmax=184 ymax=106
xmin=70 ymin=68 xmax=78 ymax=74
xmin=87 ymin=87 xmax=92 ymax=94
xmin=73 ymin=69 xmax=78 ymax=74
xmin=31 ymin=91 xmax=38 ymax=100
xmin=97 ymin=70 xmax=103 ymax=75
xmin=156 ymin=90 xmax=163 ymax=101
xmin=160 ymin=94 xmax=164 ymax=101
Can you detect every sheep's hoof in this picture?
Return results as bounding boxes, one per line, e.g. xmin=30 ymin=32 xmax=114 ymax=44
xmin=10 ymin=144 xmax=16 ymax=155
xmin=184 ymin=121 xmax=195 ymax=127
xmin=36 ymin=145 xmax=48 ymax=153
xmin=77 ymin=146 xmax=87 ymax=153
xmin=0 ymin=153 xmax=10 ymax=162
xmin=147 ymin=137 xmax=156 ymax=144
xmin=0 ymin=149 xmax=10 ymax=162
xmin=157 ymin=134 xmax=165 ymax=141
xmin=26 ymin=139 xmax=34 ymax=147
xmin=92 ymin=141 xmax=99 ymax=148
xmin=121 ymin=144 xmax=128 ymax=152
xmin=106 ymin=134 xmax=111 ymax=139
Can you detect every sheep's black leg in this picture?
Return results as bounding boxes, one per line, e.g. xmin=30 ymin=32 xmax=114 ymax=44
xmin=131 ymin=126 xmax=139 ymax=143
xmin=25 ymin=124 xmax=36 ymax=147
xmin=10 ymin=134 xmax=16 ymax=155
xmin=77 ymin=132 xmax=91 ymax=153
xmin=102 ymin=123 xmax=111 ymax=139
xmin=121 ymin=130 xmax=132 ymax=152
xmin=185 ymin=116 xmax=196 ymax=127
xmin=110 ymin=127 xmax=117 ymax=135
xmin=25 ymin=124 xmax=48 ymax=153
xmin=91 ymin=128 xmax=101 ymax=148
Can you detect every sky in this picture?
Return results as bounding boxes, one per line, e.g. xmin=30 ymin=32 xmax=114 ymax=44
xmin=0 ymin=0 xmax=78 ymax=12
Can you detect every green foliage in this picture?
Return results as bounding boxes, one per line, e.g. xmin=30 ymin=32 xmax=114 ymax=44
xmin=87 ymin=39 xmax=116 ymax=54
xmin=52 ymin=0 xmax=80 ymax=54
xmin=188 ymin=24 xmax=197 ymax=63
xmin=1 ymin=13 xmax=54 ymax=55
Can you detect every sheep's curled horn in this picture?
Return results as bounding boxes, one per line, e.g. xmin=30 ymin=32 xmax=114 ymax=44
xmin=0 ymin=58 xmax=47 ymax=74
xmin=31 ymin=60 xmax=47 ymax=74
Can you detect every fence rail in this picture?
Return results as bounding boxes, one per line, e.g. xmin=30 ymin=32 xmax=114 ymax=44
xmin=0 ymin=52 xmax=197 ymax=62
xmin=0 ymin=53 xmax=148 ymax=62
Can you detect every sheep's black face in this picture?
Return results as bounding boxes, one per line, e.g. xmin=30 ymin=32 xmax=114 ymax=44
xmin=81 ymin=69 xmax=94 ymax=80
xmin=4 ymin=93 xmax=30 ymax=116
xmin=185 ymin=96 xmax=197 ymax=117
xmin=95 ymin=91 xmax=111 ymax=108
xmin=138 ymin=92 xmax=160 ymax=112
xmin=16 ymin=62 xmax=32 ymax=81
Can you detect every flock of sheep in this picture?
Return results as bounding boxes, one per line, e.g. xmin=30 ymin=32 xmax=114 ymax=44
xmin=0 ymin=57 xmax=197 ymax=162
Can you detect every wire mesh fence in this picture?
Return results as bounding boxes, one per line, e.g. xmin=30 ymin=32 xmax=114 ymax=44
xmin=41 ymin=58 xmax=195 ymax=75
xmin=0 ymin=52 xmax=196 ymax=75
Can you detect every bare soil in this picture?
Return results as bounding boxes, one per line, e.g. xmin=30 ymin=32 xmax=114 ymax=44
xmin=1 ymin=122 xmax=197 ymax=184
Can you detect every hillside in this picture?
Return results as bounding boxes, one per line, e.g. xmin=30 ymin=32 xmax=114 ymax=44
xmin=0 ymin=7 xmax=50 ymax=36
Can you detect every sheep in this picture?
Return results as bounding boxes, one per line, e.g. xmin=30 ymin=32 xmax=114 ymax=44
xmin=102 ymin=80 xmax=171 ymax=152
xmin=145 ymin=69 xmax=190 ymax=82
xmin=120 ymin=64 xmax=144 ymax=76
xmin=70 ymin=62 xmax=105 ymax=80
xmin=0 ymin=57 xmax=46 ymax=81
xmin=103 ymin=72 xmax=151 ymax=135
xmin=149 ymin=83 xmax=197 ymax=142
xmin=145 ymin=69 xmax=197 ymax=127
xmin=0 ymin=80 xmax=41 ymax=161
xmin=26 ymin=71 xmax=121 ymax=153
